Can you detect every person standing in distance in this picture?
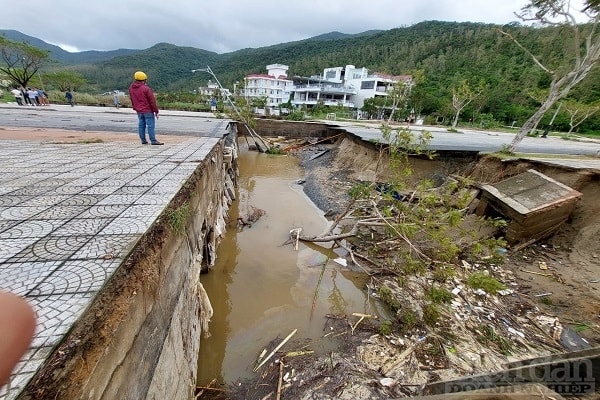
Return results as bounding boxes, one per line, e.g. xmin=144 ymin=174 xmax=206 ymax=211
xmin=65 ymin=90 xmax=74 ymax=106
xmin=128 ymin=71 xmax=163 ymax=145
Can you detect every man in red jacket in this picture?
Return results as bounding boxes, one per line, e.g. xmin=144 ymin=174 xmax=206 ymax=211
xmin=128 ymin=71 xmax=164 ymax=145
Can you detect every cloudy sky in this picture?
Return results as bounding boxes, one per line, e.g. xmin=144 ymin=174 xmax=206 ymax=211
xmin=0 ymin=1 xmax=586 ymax=53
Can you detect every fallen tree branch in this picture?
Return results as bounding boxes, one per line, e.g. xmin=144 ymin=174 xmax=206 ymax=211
xmin=370 ymin=199 xmax=431 ymax=261
xmin=253 ymin=329 xmax=298 ymax=372
xmin=298 ymin=224 xmax=358 ymax=243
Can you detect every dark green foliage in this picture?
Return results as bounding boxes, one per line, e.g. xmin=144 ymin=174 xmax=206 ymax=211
xmin=466 ymin=272 xmax=506 ymax=294
xmin=398 ymin=309 xmax=419 ymax=333
xmin=379 ymin=285 xmax=400 ymax=313
xmin=426 ymin=286 xmax=454 ymax=304
xmin=475 ymin=324 xmax=514 ymax=355
xmin=422 ymin=303 xmax=441 ymax=326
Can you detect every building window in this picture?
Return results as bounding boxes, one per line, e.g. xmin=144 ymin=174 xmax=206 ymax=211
xmin=361 ymin=81 xmax=375 ymax=89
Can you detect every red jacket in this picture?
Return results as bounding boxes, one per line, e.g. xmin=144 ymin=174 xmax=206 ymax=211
xmin=128 ymin=81 xmax=159 ymax=114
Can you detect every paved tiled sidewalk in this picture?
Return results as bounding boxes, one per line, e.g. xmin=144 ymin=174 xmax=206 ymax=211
xmin=0 ymin=137 xmax=221 ymax=399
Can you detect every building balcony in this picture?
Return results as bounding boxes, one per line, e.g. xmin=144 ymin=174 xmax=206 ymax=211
xmin=291 ymin=99 xmax=355 ymax=108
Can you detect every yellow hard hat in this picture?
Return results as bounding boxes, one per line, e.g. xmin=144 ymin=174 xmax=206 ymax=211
xmin=134 ymin=71 xmax=147 ymax=81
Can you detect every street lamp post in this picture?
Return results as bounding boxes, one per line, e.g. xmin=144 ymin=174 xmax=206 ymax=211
xmin=191 ymin=66 xmax=241 ymax=118
xmin=192 ymin=66 xmax=268 ymax=152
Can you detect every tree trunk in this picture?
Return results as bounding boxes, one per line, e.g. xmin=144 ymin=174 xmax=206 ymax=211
xmin=508 ymin=90 xmax=560 ymax=152
xmin=452 ymin=109 xmax=460 ymax=128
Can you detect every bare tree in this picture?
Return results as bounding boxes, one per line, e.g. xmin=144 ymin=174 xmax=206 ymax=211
xmin=562 ymin=99 xmax=600 ymax=133
xmin=501 ymin=0 xmax=600 ymax=152
xmin=385 ymin=70 xmax=422 ymax=125
xmin=0 ymin=36 xmax=49 ymax=89
xmin=451 ymin=80 xmax=481 ymax=128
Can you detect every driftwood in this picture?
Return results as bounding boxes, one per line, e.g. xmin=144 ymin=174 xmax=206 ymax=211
xmin=253 ymin=329 xmax=297 ymax=372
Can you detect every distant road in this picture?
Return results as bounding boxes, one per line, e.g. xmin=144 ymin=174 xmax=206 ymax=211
xmin=328 ymin=121 xmax=600 ymax=156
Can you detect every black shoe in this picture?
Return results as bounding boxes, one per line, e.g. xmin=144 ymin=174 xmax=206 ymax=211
xmin=151 ymin=141 xmax=164 ymax=145
xmin=141 ymin=141 xmax=148 ymax=145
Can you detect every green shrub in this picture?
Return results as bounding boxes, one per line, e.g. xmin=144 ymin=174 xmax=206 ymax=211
xmin=423 ymin=303 xmax=441 ymax=326
xmin=466 ymin=272 xmax=506 ymax=294
xmin=426 ymin=286 xmax=453 ymax=304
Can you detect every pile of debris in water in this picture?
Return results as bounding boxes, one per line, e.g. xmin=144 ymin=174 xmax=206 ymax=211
xmin=216 ymin=255 xmax=578 ymax=399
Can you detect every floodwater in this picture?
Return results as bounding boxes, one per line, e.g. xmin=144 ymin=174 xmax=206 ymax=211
xmin=197 ymin=143 xmax=385 ymax=386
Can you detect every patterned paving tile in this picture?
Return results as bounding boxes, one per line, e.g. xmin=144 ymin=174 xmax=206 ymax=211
xmin=0 ymin=220 xmax=20 ymax=233
xmin=50 ymin=218 xmax=112 ymax=236
xmin=77 ymin=204 xmax=129 ymax=219
xmin=30 ymin=205 xmax=88 ymax=220
xmin=7 ymin=187 xmax=53 ymax=197
xmin=0 ymin=238 xmax=39 ymax=264
xmin=144 ymin=184 xmax=185 ymax=195
xmin=6 ymin=236 xmax=91 ymax=263
xmin=135 ymin=194 xmax=174 ymax=205
xmin=0 ymin=134 xmax=222 ymax=400
xmin=99 ymin=218 xmax=152 ymax=235
xmin=93 ymin=180 xmax=129 ymax=188
xmin=22 ymin=195 xmax=71 ymax=207
xmin=95 ymin=194 xmax=141 ymax=205
xmin=79 ymin=186 xmax=119 ymax=195
xmin=119 ymin=204 xmax=164 ymax=219
xmin=28 ymin=292 xmax=95 ymax=348
xmin=29 ymin=259 xmax=120 ymax=296
xmin=56 ymin=194 xmax=103 ymax=207
xmin=0 ymin=196 xmax=33 ymax=207
xmin=0 ymin=207 xmax=49 ymax=220
xmin=0 ymin=262 xmax=62 ymax=296
xmin=112 ymin=185 xmax=151 ymax=195
xmin=0 ymin=220 xmax=66 ymax=239
xmin=50 ymin=185 xmax=88 ymax=195
xmin=71 ymin=234 xmax=140 ymax=260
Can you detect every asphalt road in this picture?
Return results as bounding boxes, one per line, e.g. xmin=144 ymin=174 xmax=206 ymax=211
xmin=0 ymin=104 xmax=229 ymax=138
xmin=1 ymin=104 xmax=599 ymax=156
xmin=330 ymin=121 xmax=600 ymax=156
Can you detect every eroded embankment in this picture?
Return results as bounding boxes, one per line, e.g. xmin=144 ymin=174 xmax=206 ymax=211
xmin=223 ymin=132 xmax=600 ymax=399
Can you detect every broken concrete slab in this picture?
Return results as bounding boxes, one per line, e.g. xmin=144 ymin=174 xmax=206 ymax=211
xmin=475 ymin=169 xmax=582 ymax=244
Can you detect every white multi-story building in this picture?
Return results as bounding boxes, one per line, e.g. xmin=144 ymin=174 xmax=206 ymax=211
xmin=243 ymin=64 xmax=293 ymax=115
xmin=289 ymin=64 xmax=412 ymax=111
xmin=242 ymin=64 xmax=412 ymax=116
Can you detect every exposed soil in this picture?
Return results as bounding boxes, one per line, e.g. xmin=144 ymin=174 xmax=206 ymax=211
xmin=298 ymin=138 xmax=600 ymax=343
xmin=0 ymin=126 xmax=193 ymax=143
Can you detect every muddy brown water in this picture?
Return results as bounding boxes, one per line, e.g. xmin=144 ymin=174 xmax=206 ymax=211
xmin=197 ymin=143 xmax=386 ymax=386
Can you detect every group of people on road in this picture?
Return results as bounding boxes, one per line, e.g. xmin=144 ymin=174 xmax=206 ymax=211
xmin=7 ymin=71 xmax=163 ymax=145
xmin=10 ymin=87 xmax=49 ymax=106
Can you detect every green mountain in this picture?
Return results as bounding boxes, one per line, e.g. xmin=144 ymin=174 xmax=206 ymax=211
xmin=0 ymin=29 xmax=139 ymax=64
